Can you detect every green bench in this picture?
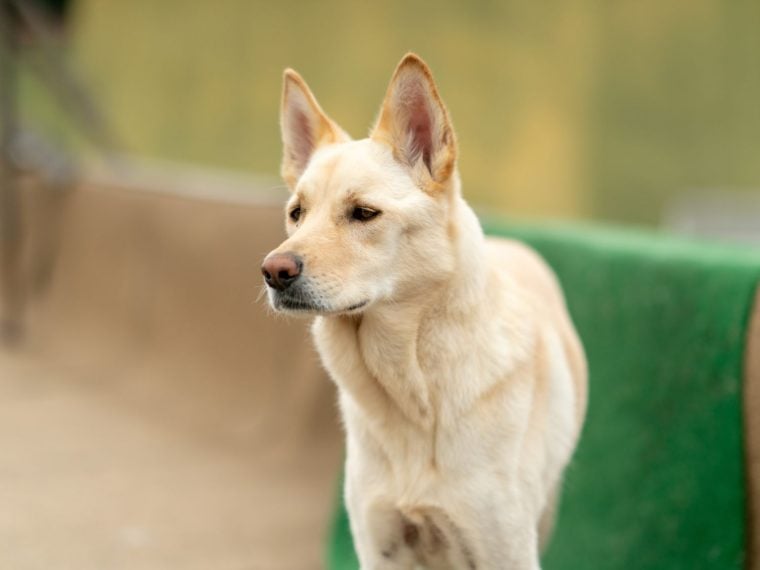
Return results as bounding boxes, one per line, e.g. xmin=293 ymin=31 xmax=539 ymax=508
xmin=328 ymin=222 xmax=760 ymax=570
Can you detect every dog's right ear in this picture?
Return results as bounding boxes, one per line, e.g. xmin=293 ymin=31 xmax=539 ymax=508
xmin=280 ymin=70 xmax=349 ymax=189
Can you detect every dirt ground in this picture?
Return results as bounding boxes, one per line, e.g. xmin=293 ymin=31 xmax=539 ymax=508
xmin=0 ymin=172 xmax=343 ymax=569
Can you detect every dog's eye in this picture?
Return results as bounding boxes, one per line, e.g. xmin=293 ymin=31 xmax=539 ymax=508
xmin=289 ymin=206 xmax=302 ymax=222
xmin=351 ymin=207 xmax=380 ymax=222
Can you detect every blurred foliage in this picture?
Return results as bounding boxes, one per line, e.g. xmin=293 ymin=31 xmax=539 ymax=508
xmin=29 ymin=0 xmax=760 ymax=223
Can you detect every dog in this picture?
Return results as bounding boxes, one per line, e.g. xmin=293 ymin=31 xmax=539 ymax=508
xmin=261 ymin=53 xmax=587 ymax=570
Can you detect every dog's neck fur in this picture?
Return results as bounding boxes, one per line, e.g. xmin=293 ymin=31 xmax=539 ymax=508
xmin=317 ymin=189 xmax=487 ymax=431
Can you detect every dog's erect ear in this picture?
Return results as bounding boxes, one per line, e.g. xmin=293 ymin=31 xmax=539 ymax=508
xmin=280 ymin=69 xmax=349 ymax=189
xmin=371 ymin=54 xmax=457 ymax=189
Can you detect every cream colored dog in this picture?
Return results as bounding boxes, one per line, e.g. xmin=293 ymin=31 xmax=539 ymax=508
xmin=262 ymin=53 xmax=587 ymax=570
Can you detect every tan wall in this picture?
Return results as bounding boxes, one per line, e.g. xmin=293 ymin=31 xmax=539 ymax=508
xmin=0 ymin=173 xmax=342 ymax=569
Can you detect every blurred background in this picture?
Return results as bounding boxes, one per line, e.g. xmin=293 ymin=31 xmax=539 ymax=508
xmin=11 ymin=0 xmax=760 ymax=228
xmin=1 ymin=1 xmax=759 ymax=568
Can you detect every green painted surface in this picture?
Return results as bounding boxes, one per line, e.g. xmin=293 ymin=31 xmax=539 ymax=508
xmin=328 ymin=222 xmax=760 ymax=569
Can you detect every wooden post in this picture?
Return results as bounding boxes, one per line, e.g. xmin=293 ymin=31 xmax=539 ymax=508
xmin=0 ymin=0 xmax=23 ymax=343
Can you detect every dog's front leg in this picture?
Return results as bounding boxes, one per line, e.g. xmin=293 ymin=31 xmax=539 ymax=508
xmin=351 ymin=498 xmax=542 ymax=570
xmin=460 ymin=495 xmax=543 ymax=570
xmin=346 ymin=499 xmax=419 ymax=570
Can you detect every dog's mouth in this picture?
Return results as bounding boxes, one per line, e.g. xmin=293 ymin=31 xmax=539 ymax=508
xmin=274 ymin=295 xmax=369 ymax=315
xmin=337 ymin=300 xmax=370 ymax=313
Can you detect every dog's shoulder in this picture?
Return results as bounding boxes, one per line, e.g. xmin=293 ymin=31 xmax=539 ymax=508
xmin=484 ymin=236 xmax=564 ymax=311
xmin=484 ymin=236 xmax=587 ymax=425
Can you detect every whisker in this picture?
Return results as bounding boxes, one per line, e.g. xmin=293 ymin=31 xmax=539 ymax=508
xmin=255 ymin=284 xmax=268 ymax=303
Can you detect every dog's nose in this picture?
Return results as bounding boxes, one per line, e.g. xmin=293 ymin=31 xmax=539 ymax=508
xmin=261 ymin=252 xmax=303 ymax=291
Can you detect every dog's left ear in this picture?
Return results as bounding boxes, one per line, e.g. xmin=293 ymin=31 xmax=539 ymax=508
xmin=371 ymin=53 xmax=457 ymax=189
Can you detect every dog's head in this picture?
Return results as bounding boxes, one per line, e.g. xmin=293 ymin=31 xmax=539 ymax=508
xmin=262 ymin=53 xmax=460 ymax=316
